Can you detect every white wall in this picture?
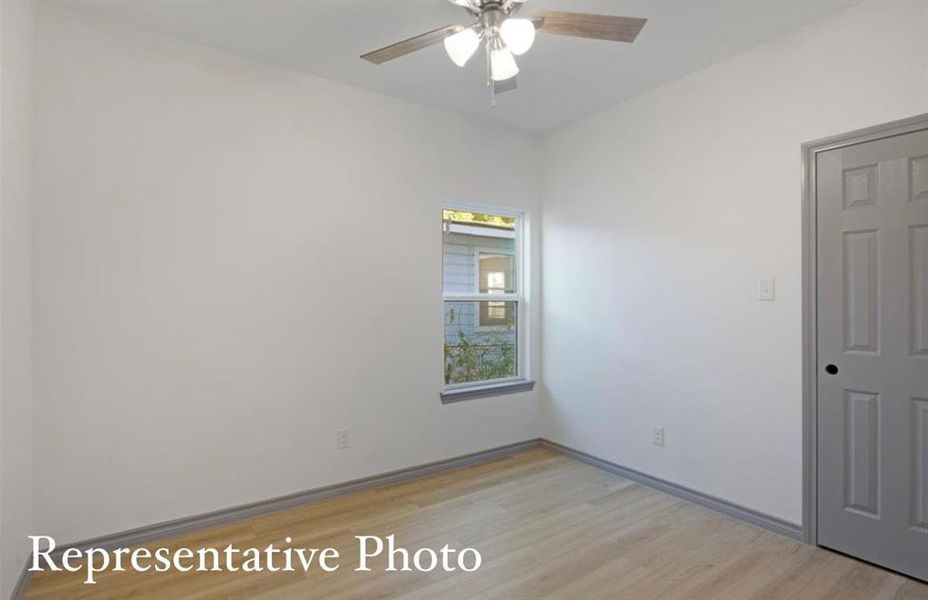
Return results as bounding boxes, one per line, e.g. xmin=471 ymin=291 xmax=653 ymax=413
xmin=0 ymin=0 xmax=34 ymax=595
xmin=541 ymin=0 xmax=928 ymax=524
xmin=32 ymin=5 xmax=542 ymax=544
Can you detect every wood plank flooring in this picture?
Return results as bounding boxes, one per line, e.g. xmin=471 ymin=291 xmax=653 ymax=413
xmin=25 ymin=448 xmax=928 ymax=599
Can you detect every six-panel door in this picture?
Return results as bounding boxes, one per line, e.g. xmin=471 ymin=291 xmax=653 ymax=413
xmin=817 ymin=129 xmax=928 ymax=581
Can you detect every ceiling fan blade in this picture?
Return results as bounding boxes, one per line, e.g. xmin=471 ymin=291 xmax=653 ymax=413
xmin=449 ymin=0 xmax=481 ymax=11
xmin=361 ymin=24 xmax=465 ymax=64
xmin=508 ymin=0 xmax=528 ymax=14
xmin=493 ymin=77 xmax=518 ymax=94
xmin=534 ymin=11 xmax=646 ymax=43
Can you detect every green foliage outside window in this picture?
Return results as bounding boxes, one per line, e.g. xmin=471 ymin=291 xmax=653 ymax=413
xmin=442 ymin=210 xmax=515 ymax=230
xmin=444 ymin=306 xmax=516 ymax=385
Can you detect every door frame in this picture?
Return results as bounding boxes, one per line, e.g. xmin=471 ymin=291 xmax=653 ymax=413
xmin=801 ymin=113 xmax=928 ymax=545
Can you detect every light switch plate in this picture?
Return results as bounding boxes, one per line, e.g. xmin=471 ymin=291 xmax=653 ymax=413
xmin=758 ymin=277 xmax=776 ymax=301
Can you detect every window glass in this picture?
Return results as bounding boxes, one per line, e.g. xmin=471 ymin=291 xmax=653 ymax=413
xmin=479 ymin=253 xmax=515 ymax=294
xmin=442 ymin=209 xmax=522 ymax=387
xmin=444 ymin=301 xmax=518 ymax=385
xmin=442 ymin=210 xmax=516 ymax=295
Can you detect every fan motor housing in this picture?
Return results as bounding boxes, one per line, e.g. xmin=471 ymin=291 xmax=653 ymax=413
xmin=480 ymin=7 xmax=506 ymax=31
xmin=464 ymin=0 xmax=518 ymax=19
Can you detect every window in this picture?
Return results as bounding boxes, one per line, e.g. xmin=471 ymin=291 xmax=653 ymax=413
xmin=442 ymin=207 xmax=532 ymax=401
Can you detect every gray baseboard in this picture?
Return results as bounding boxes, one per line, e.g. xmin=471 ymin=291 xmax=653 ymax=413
xmin=9 ymin=557 xmax=32 ymax=600
xmin=12 ymin=436 xmax=804 ymax=598
xmin=541 ymin=439 xmax=804 ymax=542
xmin=44 ymin=438 xmax=544 ymax=561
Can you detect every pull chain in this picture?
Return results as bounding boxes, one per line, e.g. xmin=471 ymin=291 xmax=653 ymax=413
xmin=486 ymin=41 xmax=496 ymax=107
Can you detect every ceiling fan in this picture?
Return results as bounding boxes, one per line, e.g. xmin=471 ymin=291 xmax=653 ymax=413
xmin=360 ymin=0 xmax=647 ymax=104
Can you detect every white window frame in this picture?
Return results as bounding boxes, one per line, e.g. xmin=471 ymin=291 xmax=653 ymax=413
xmin=442 ymin=202 xmax=528 ymax=396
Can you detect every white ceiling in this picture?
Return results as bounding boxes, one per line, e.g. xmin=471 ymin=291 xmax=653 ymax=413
xmin=57 ymin=0 xmax=859 ymax=132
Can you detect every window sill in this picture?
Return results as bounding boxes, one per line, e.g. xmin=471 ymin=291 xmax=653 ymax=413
xmin=440 ymin=379 xmax=536 ymax=404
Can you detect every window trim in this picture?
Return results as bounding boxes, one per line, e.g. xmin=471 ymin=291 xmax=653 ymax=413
xmin=441 ymin=201 xmax=530 ymax=399
xmin=440 ymin=378 xmax=536 ymax=403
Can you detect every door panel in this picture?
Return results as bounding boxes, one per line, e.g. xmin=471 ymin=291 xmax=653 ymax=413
xmin=843 ymin=230 xmax=880 ymax=353
xmin=843 ymin=390 xmax=880 ymax=517
xmin=817 ymin=128 xmax=928 ymax=581
xmin=914 ymin=398 xmax=928 ymax=532
xmin=913 ymin=225 xmax=928 ymax=357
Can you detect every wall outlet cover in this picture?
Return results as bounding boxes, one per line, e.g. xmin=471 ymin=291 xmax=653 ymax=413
xmin=652 ymin=425 xmax=665 ymax=447
xmin=336 ymin=429 xmax=351 ymax=450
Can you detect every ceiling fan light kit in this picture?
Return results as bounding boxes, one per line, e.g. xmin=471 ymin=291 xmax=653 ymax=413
xmin=443 ymin=28 xmax=481 ymax=67
xmin=499 ymin=17 xmax=536 ymax=55
xmin=489 ymin=42 xmax=519 ymax=82
xmin=361 ymin=0 xmax=647 ymax=105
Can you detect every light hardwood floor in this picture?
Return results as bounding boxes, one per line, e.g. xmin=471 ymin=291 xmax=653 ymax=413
xmin=26 ymin=447 xmax=928 ymax=599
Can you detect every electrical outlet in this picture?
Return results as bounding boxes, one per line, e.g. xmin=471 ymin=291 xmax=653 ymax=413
xmin=652 ymin=425 xmax=665 ymax=447
xmin=336 ymin=429 xmax=351 ymax=450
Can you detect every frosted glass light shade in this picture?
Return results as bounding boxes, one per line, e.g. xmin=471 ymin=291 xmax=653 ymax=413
xmin=444 ymin=28 xmax=480 ymax=67
xmin=490 ymin=47 xmax=519 ymax=81
xmin=499 ymin=18 xmax=536 ymax=55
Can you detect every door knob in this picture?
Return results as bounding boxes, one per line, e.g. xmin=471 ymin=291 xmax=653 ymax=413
xmin=825 ymin=364 xmax=839 ymax=375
